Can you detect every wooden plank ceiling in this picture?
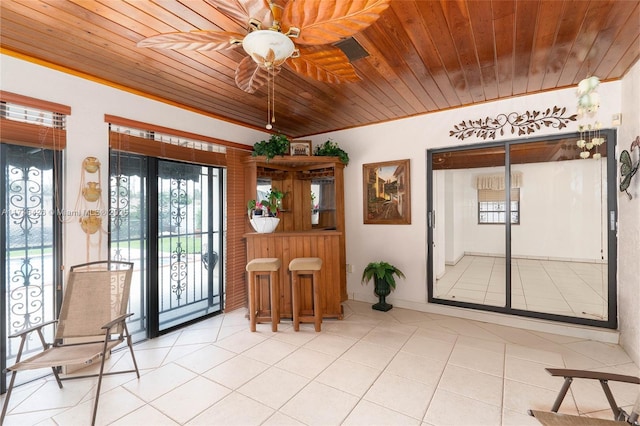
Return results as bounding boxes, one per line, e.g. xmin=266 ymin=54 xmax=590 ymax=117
xmin=1 ymin=0 xmax=639 ymax=139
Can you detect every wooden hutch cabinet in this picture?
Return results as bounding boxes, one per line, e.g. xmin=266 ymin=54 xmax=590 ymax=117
xmin=244 ymin=155 xmax=346 ymax=319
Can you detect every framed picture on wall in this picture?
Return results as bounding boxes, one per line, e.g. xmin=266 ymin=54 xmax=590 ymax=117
xmin=363 ymin=159 xmax=411 ymax=224
xmin=290 ymin=140 xmax=312 ymax=156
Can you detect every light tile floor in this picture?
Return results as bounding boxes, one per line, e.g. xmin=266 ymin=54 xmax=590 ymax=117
xmin=1 ymin=300 xmax=637 ymax=426
xmin=435 ymin=256 xmax=608 ymax=320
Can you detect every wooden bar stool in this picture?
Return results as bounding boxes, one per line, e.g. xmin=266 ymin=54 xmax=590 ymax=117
xmin=289 ymin=257 xmax=323 ymax=332
xmin=246 ymin=258 xmax=281 ymax=332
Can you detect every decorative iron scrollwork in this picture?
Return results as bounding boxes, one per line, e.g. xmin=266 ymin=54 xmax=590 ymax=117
xmin=170 ymin=178 xmax=187 ymax=227
xmin=449 ymin=106 xmax=577 ymax=140
xmin=110 ymin=174 xmax=129 ymax=230
xmin=10 ymin=247 xmax=44 ymax=332
xmin=170 ymin=241 xmax=187 ymax=300
xmin=8 ymin=166 xmax=43 ymax=234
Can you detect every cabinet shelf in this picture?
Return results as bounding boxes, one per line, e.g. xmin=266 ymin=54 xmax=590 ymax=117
xmin=244 ymin=155 xmax=347 ymax=311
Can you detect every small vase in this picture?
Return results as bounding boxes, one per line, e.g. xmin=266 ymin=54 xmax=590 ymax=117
xmin=82 ymin=182 xmax=101 ymax=202
xmin=80 ymin=210 xmax=102 ymax=234
xmin=83 ymin=157 xmax=101 ymax=173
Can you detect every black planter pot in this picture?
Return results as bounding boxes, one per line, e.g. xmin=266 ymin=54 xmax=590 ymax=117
xmin=372 ymin=277 xmax=393 ymax=311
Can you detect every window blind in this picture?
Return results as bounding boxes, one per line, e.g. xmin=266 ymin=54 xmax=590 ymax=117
xmin=475 ymin=172 xmax=523 ymax=190
xmin=0 ymin=91 xmax=69 ymax=149
xmin=478 ymin=188 xmax=520 ymax=202
xmin=106 ymin=114 xmax=252 ymax=166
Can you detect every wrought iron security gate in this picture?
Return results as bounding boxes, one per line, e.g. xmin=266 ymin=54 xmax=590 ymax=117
xmin=1 ymin=143 xmax=63 ymax=392
xmin=110 ymin=152 xmax=223 ymax=338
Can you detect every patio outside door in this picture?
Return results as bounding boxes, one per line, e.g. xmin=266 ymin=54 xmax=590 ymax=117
xmin=110 ymin=153 xmax=223 ymax=338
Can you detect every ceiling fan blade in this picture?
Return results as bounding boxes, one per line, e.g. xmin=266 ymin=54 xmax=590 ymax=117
xmin=288 ymin=45 xmax=360 ymax=83
xmin=268 ymin=0 xmax=288 ymax=25
xmin=235 ymin=56 xmax=281 ymax=93
xmin=209 ymin=0 xmax=274 ymax=29
xmin=137 ymin=30 xmax=245 ymax=51
xmin=282 ymin=0 xmax=391 ymax=45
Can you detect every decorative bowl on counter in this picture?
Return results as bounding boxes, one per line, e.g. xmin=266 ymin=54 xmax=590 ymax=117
xmin=250 ymin=216 xmax=280 ymax=233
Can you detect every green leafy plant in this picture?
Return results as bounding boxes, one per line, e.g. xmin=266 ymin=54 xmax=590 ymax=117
xmin=252 ymin=134 xmax=290 ymax=161
xmin=361 ymin=261 xmax=405 ymax=290
xmin=362 ymin=261 xmax=405 ymax=311
xmin=267 ymin=188 xmax=285 ymax=211
xmin=247 ymin=187 xmax=286 ymax=217
xmin=313 ymin=139 xmax=349 ymax=165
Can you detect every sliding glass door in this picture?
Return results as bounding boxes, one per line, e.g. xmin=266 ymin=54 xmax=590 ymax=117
xmin=431 ymin=145 xmax=507 ymax=308
xmin=155 ymin=160 xmax=222 ymax=331
xmin=110 ymin=152 xmax=223 ymax=338
xmin=427 ymin=131 xmax=616 ymax=327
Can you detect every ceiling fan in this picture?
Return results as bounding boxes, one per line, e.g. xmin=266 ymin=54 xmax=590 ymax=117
xmin=137 ymin=0 xmax=391 ymax=95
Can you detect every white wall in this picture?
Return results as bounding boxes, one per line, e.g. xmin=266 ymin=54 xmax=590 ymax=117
xmin=1 ymin=54 xmax=265 ymax=269
xmin=617 ymin=60 xmax=640 ymax=365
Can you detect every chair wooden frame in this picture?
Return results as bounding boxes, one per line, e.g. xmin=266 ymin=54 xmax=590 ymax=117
xmin=529 ymin=368 xmax=640 ymax=425
xmin=1 ymin=261 xmax=140 ymax=425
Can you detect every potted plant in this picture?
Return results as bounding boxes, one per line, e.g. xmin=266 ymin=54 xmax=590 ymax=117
xmin=252 ymin=134 xmax=290 ymax=161
xmin=361 ymin=261 xmax=405 ymax=311
xmin=247 ymin=188 xmax=286 ymax=233
xmin=313 ymin=139 xmax=349 ymax=165
xmin=247 ymin=187 xmax=285 ymax=218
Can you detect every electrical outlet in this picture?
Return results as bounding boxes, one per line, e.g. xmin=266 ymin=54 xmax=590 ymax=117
xmin=612 ymin=113 xmax=622 ymax=126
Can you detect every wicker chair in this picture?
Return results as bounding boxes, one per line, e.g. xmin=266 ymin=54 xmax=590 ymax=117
xmin=1 ymin=261 xmax=140 ymax=425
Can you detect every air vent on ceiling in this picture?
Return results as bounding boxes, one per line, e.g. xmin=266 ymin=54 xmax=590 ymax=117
xmin=333 ymin=37 xmax=369 ymax=62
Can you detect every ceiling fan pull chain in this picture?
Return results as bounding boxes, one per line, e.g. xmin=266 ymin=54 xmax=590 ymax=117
xmin=266 ymin=67 xmax=274 ymax=130
xmin=271 ymin=68 xmax=276 ymax=126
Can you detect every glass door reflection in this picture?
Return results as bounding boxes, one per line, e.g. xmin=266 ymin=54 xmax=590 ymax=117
xmin=508 ymin=141 xmax=608 ymax=320
xmin=428 ymin=133 xmax=615 ymax=327
xmin=432 ymin=145 xmax=506 ymax=308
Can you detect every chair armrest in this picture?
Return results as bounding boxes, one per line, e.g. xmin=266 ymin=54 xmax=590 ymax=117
xmin=8 ymin=320 xmax=58 ymax=339
xmin=101 ymin=313 xmax=134 ymax=332
xmin=546 ymin=368 xmax=640 ymax=385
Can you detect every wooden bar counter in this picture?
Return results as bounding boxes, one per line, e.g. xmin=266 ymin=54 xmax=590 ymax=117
xmin=245 ymin=230 xmax=344 ymax=320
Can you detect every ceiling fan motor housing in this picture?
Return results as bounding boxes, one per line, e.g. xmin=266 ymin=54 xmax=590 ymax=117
xmin=242 ymin=30 xmax=295 ymax=68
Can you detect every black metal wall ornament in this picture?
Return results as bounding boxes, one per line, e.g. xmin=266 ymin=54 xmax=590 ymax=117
xmin=449 ymin=106 xmax=577 ymax=140
xmin=619 ymin=136 xmax=640 ymax=200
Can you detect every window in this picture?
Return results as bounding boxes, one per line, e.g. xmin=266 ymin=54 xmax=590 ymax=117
xmin=478 ymin=188 xmax=520 ymax=224
xmin=1 ymin=92 xmax=68 ymax=393
xmin=108 ymin=120 xmax=226 ymax=337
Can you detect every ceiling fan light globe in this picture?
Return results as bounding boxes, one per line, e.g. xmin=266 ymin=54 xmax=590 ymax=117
xmin=242 ymin=30 xmax=294 ymax=68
